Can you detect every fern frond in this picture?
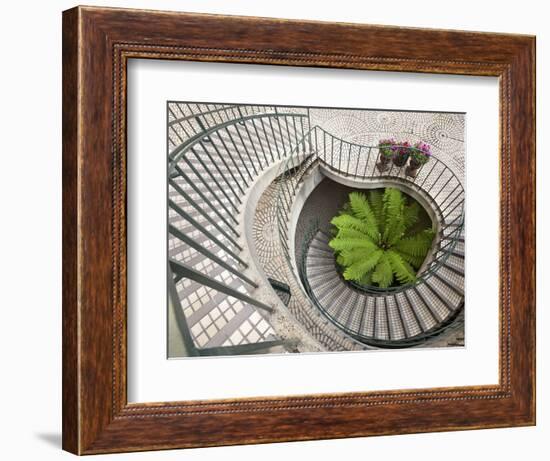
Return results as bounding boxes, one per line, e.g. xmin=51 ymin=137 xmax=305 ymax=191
xmin=393 ymin=248 xmax=425 ymax=268
xmin=348 ymin=192 xmax=379 ymax=240
xmin=330 ymin=214 xmax=373 ymax=238
xmin=334 ymin=228 xmax=376 ymax=244
xmin=368 ymin=189 xmax=384 ymax=234
xmin=329 ymin=237 xmax=378 ymax=253
xmin=372 ymin=253 xmax=394 ymax=288
xmin=359 ymin=270 xmax=374 ymax=286
xmin=337 ymin=248 xmax=374 ymax=266
xmin=343 ymin=249 xmax=383 ymax=282
xmin=382 ymin=188 xmax=405 ymax=243
xmin=386 ymin=220 xmax=407 ymax=247
xmin=403 ymin=201 xmax=421 ymax=231
xmin=386 ymin=250 xmax=417 ymax=284
xmin=393 ymin=229 xmax=435 ymax=258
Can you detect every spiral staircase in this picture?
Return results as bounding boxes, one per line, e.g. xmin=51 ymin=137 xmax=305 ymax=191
xmin=167 ymin=103 xmax=465 ymax=357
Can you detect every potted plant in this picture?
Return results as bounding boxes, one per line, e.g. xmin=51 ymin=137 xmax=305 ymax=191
xmin=376 ymin=138 xmax=396 ymax=172
xmin=392 ymin=141 xmax=412 ymax=167
xmin=329 ymin=189 xmax=435 ymax=288
xmin=406 ymin=141 xmax=432 ymax=178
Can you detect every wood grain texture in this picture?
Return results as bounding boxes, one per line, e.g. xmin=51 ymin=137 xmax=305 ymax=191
xmin=61 ymin=6 xmax=80 ymax=455
xmin=62 ymin=5 xmax=536 ymax=455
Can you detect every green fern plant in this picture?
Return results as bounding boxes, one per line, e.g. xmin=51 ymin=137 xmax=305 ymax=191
xmin=329 ymin=188 xmax=435 ymax=288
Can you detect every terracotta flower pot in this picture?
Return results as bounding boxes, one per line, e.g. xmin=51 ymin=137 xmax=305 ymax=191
xmin=405 ymin=157 xmax=424 ymax=178
xmin=376 ymin=154 xmax=392 ymax=172
xmin=393 ymin=153 xmax=409 ymax=167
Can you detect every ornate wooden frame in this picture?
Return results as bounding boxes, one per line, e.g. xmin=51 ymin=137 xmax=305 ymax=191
xmin=62 ymin=5 xmax=536 ymax=455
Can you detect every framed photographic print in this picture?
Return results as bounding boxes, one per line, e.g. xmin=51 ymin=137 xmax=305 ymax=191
xmin=62 ymin=6 xmax=535 ymax=455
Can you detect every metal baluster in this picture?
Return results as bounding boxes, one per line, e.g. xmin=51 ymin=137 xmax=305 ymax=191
xmin=354 ymin=145 xmax=362 ymax=177
xmin=338 ymin=138 xmax=343 ymax=172
xmin=443 ymin=198 xmax=464 ymax=221
xmin=267 ymin=117 xmax=282 ymax=160
xmin=346 ymin=142 xmax=352 ymax=175
xmin=330 ymin=136 xmax=336 ymax=169
xmin=426 ymin=168 xmax=448 ymax=195
xmin=167 ymin=107 xmax=186 ymax=143
xmin=314 ymin=127 xmax=319 ymax=156
xmin=438 ymin=182 xmax=461 ymax=210
xmin=323 ymin=130 xmax=327 ymax=163
xmin=168 ymin=178 xmax=241 ymax=247
xmin=222 ymin=105 xmax=234 ymax=123
xmin=363 ymin=147 xmax=372 ymax=178
xmin=212 ymin=131 xmax=250 ymax=186
xmin=250 ymin=119 xmax=270 ymax=166
xmin=187 ymin=148 xmax=237 ymax=212
xmin=194 ymin=143 xmax=241 ymax=203
xmin=173 ymin=164 xmax=237 ymax=231
xmin=275 ymin=116 xmax=289 ymax=158
xmin=194 ymin=115 xmax=213 ymax=143
xmin=259 ymin=118 xmax=276 ymax=163
xmin=205 ymin=136 xmax=245 ymax=195
xmin=231 ymin=123 xmax=259 ymax=175
xmin=167 ymin=106 xmax=191 ymax=143
xmin=184 ymin=104 xmax=204 ymax=136
xmin=440 ymin=191 xmax=463 ymax=215
xmin=290 ymin=116 xmax=299 ymax=153
xmin=387 ymin=152 xmax=396 ymax=176
xmin=228 ymin=106 xmax=240 ymax=119
xmin=197 ymin=141 xmax=242 ymax=196
xmin=169 ymin=259 xmax=273 ymax=313
xmin=173 ymin=103 xmax=199 ymax=135
xmin=168 ymin=124 xmax=185 ymax=145
xmin=204 ymin=105 xmax=223 ymax=127
xmin=299 ymin=117 xmax=306 ymax=154
xmin=430 ymin=173 xmax=454 ymax=203
xmin=278 ymin=167 xmax=292 ymax=210
xmin=181 ymin=156 xmax=238 ymax=223
xmin=241 ymin=118 xmax=265 ymax=171
xmin=419 ymin=160 xmax=438 ymax=189
xmin=283 ymin=115 xmax=293 ymax=153
xmin=168 ymin=204 xmax=246 ymax=268
xmin=223 ymin=126 xmax=255 ymax=180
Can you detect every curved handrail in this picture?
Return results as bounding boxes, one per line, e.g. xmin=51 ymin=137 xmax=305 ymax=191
xmin=169 ymin=112 xmax=309 ymax=166
xmin=168 ymin=103 xmax=244 ymax=127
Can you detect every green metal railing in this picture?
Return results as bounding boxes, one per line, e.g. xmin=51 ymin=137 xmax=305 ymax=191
xmin=167 ymin=103 xmax=310 ymax=354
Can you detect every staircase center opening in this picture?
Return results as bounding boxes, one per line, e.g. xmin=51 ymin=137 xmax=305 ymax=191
xmin=294 ymin=178 xmax=436 ymax=291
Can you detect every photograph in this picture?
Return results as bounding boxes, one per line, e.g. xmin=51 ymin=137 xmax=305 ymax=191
xmin=167 ymin=102 xmax=466 ymax=357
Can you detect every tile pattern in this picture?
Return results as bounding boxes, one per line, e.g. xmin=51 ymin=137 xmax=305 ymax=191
xmin=310 ymin=109 xmax=465 ymax=181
